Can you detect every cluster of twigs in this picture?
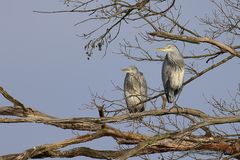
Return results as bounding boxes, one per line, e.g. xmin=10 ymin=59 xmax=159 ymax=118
xmin=0 ymin=87 xmax=240 ymax=160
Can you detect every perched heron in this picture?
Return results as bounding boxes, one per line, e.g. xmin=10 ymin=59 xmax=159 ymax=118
xmin=122 ymin=66 xmax=147 ymax=114
xmin=157 ymin=44 xmax=185 ymax=104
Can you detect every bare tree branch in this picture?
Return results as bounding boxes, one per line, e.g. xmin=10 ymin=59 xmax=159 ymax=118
xmin=149 ymin=31 xmax=240 ymax=58
xmin=1 ymin=1 xmax=240 ymax=159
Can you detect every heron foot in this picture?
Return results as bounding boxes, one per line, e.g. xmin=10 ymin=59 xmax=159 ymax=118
xmin=169 ymin=104 xmax=183 ymax=113
xmin=173 ymin=103 xmax=183 ymax=108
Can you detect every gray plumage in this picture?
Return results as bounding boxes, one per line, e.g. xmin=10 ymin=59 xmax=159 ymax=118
xmin=122 ymin=66 xmax=147 ymax=113
xmin=157 ymin=44 xmax=185 ymax=103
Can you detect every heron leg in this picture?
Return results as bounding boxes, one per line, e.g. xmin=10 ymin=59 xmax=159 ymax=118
xmin=174 ymin=87 xmax=183 ymax=106
xmin=170 ymin=102 xmax=180 ymax=113
xmin=172 ymin=100 xmax=177 ymax=108
xmin=171 ymin=97 xmax=179 ymax=108
xmin=171 ymin=90 xmax=183 ymax=112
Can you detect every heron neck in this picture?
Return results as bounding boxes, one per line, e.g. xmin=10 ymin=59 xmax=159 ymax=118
xmin=127 ymin=73 xmax=140 ymax=91
xmin=167 ymin=52 xmax=184 ymax=69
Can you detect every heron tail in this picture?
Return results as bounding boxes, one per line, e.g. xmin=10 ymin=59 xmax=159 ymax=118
xmin=166 ymin=90 xmax=175 ymax=103
xmin=128 ymin=105 xmax=144 ymax=121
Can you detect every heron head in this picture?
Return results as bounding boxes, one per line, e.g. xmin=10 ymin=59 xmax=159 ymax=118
xmin=156 ymin=44 xmax=179 ymax=53
xmin=121 ymin=66 xmax=138 ymax=74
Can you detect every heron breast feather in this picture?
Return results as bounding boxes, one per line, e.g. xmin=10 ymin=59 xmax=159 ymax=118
xmin=169 ymin=69 xmax=184 ymax=89
xmin=125 ymin=92 xmax=142 ymax=105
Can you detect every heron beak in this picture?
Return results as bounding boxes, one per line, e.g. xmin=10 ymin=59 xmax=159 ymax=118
xmin=121 ymin=68 xmax=129 ymax=73
xmin=156 ymin=47 xmax=168 ymax=52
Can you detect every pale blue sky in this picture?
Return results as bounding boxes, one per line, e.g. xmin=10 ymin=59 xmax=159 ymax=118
xmin=0 ymin=1 xmax=239 ymax=159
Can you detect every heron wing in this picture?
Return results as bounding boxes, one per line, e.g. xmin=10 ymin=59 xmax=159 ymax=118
xmin=139 ymin=72 xmax=147 ymax=111
xmin=124 ymin=74 xmax=136 ymax=112
xmin=162 ymin=59 xmax=176 ymax=103
xmin=165 ymin=80 xmax=172 ymax=103
xmin=124 ymin=73 xmax=145 ymax=113
xmin=162 ymin=60 xmax=170 ymax=91
xmin=139 ymin=72 xmax=147 ymax=98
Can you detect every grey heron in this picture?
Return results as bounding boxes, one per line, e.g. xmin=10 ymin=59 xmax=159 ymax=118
xmin=157 ymin=44 xmax=185 ymax=104
xmin=122 ymin=66 xmax=147 ymax=114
